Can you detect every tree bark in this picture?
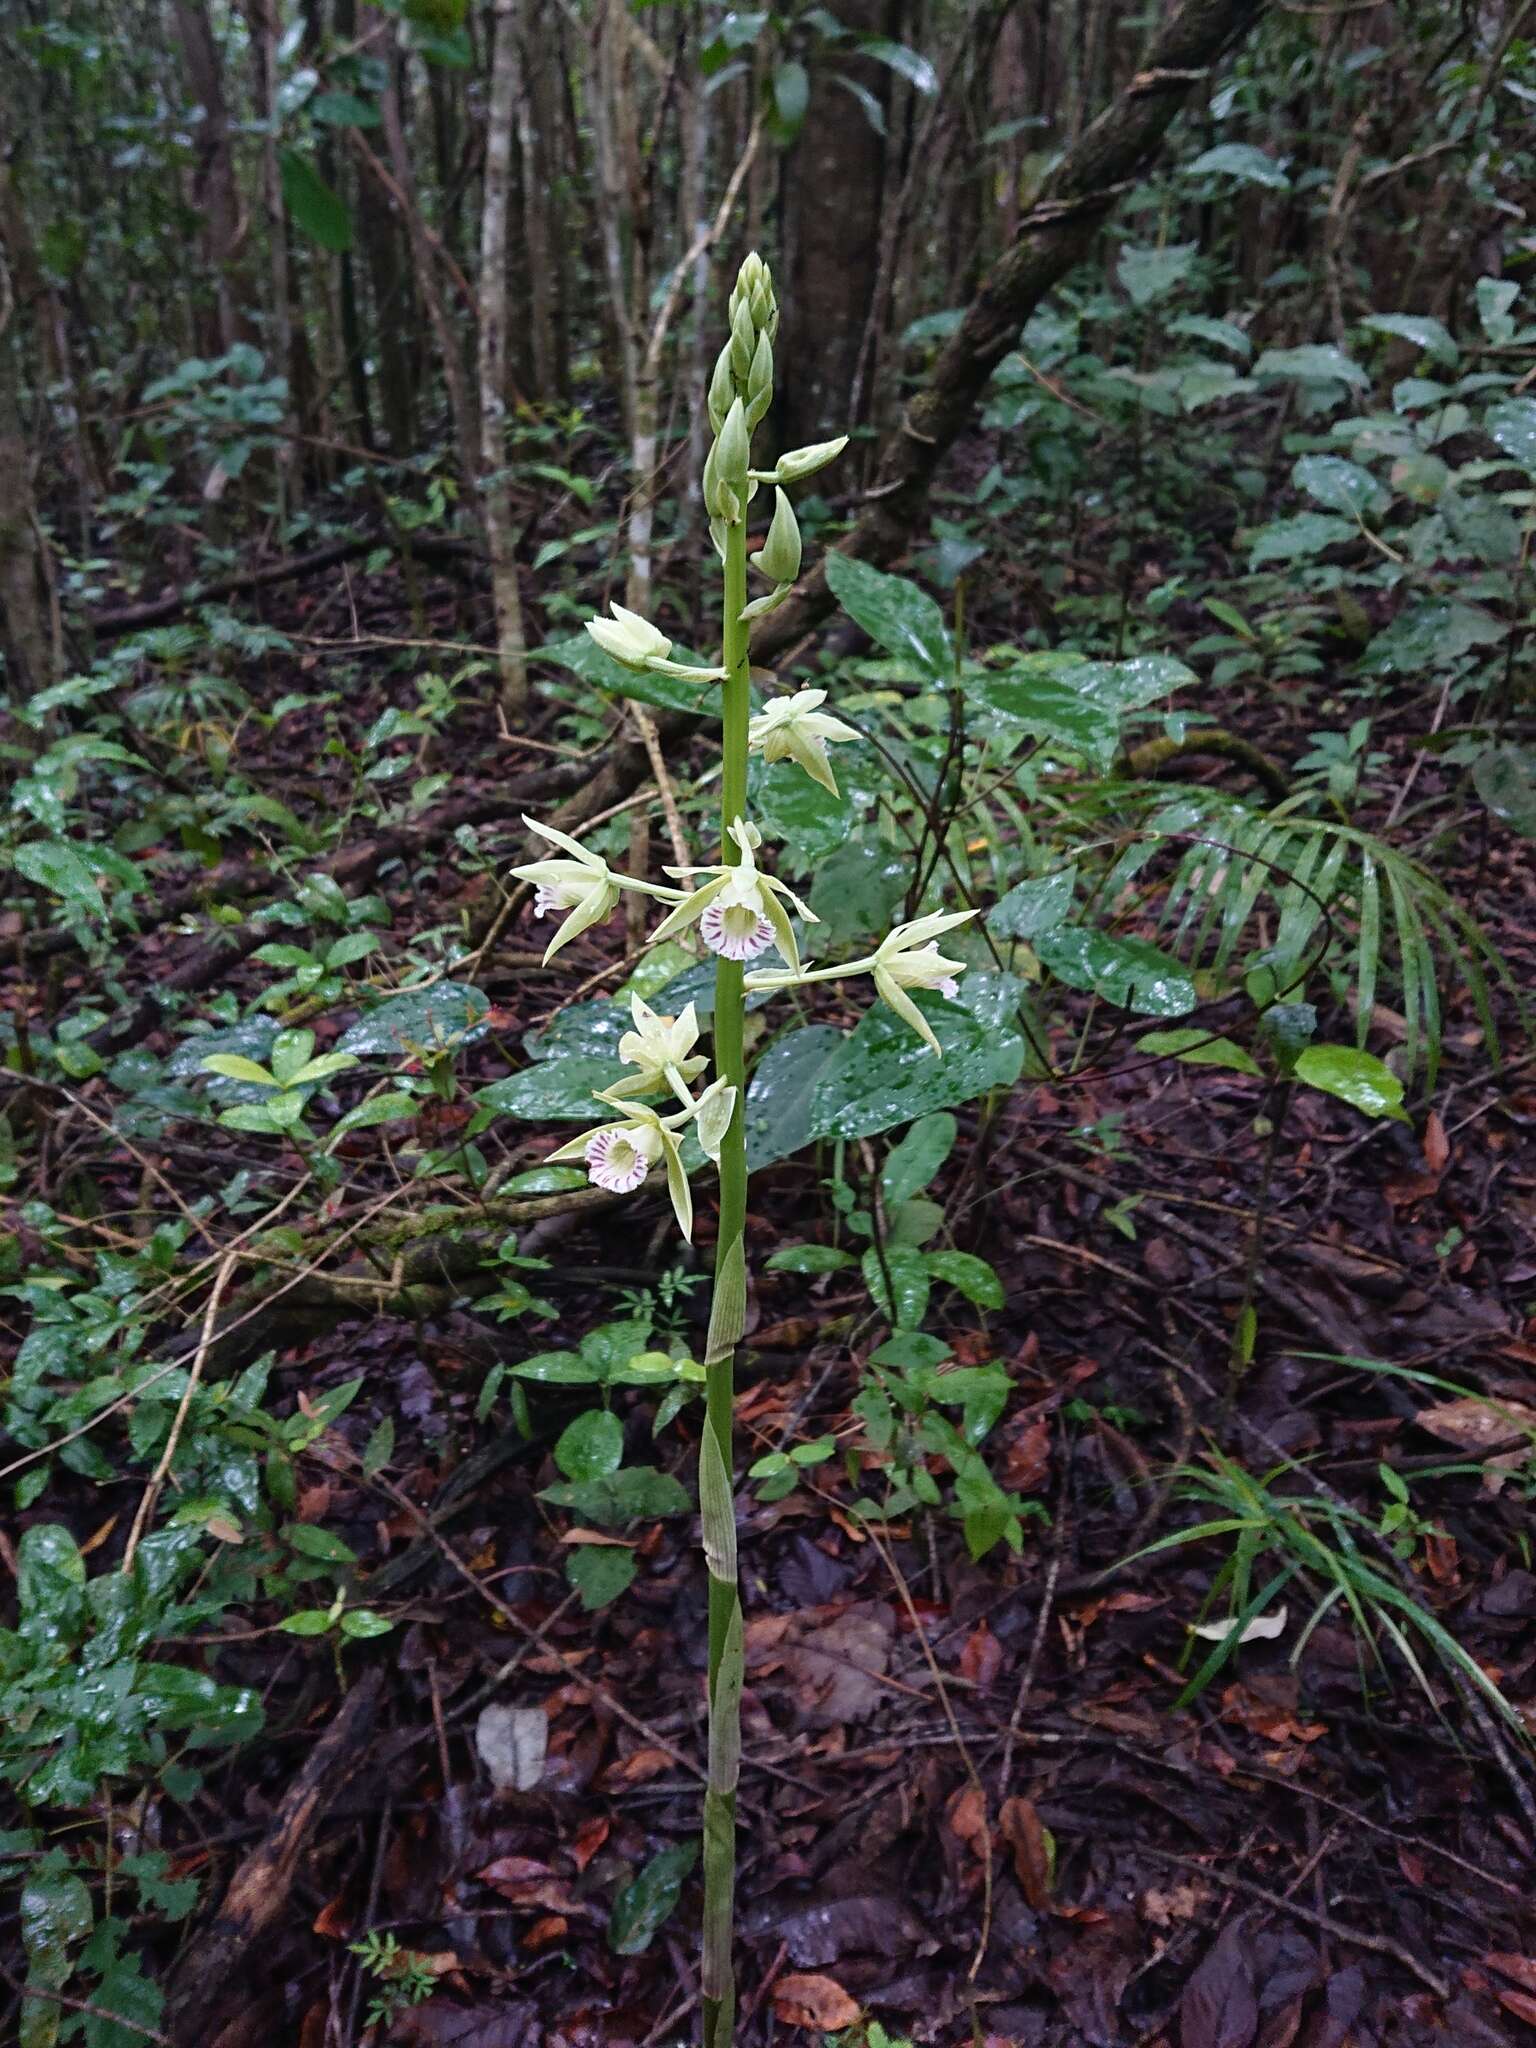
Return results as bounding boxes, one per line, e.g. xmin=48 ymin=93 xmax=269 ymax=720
xmin=0 ymin=202 xmax=56 ymax=703
xmin=778 ymin=2 xmax=896 ymax=453
xmin=478 ymin=0 xmax=530 ymax=715
xmin=173 ymin=0 xmax=253 ymax=356
xmin=754 ymin=0 xmax=1271 ymax=664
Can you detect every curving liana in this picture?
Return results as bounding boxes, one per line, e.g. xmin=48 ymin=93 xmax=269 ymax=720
xmin=504 ymin=252 xmax=975 ymax=2047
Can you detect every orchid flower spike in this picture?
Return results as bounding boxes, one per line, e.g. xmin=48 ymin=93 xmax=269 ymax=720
xmin=648 ymin=817 xmax=816 ymax=970
xmin=546 ymin=1078 xmax=737 ymax=1242
xmin=871 ymin=909 xmax=977 ymax=1054
xmin=606 ymin=995 xmax=708 ymax=1107
xmin=585 ymin=601 xmax=728 ymax=685
xmin=748 ymin=688 xmax=859 ymax=796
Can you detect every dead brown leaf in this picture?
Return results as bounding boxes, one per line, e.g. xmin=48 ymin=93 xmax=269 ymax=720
xmin=771 ymin=1972 xmax=862 ymax=2029
xmin=999 ymin=1795 xmax=1053 ymax=1909
xmin=1416 ymin=1396 xmax=1536 ymax=1453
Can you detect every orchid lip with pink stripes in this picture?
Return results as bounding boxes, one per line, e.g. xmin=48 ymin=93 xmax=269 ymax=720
xmin=584 ymin=1127 xmax=652 ymax=1193
xmin=700 ymin=900 xmax=775 ymax=961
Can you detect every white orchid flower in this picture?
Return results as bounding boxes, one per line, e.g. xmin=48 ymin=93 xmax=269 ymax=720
xmin=648 ymin=817 xmax=816 ymax=970
xmin=746 ymin=905 xmax=977 ymax=1056
xmin=606 ymin=995 xmax=709 ymax=1106
xmin=511 ymin=816 xmax=682 ymax=965
xmin=585 ymin=602 xmax=727 ymax=684
xmin=747 ymin=688 xmax=859 ymax=796
xmin=546 ymin=1079 xmax=737 ymax=1242
xmin=871 ymin=909 xmax=976 ymax=1053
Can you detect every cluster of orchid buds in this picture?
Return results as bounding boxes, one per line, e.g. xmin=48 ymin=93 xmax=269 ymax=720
xmin=508 ymin=249 xmax=978 ymax=1236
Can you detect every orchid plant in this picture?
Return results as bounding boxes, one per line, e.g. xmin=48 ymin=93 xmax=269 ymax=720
xmin=510 ymin=254 xmax=975 ymax=2045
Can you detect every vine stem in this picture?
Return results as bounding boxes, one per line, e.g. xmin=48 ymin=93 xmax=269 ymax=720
xmin=701 ymin=512 xmax=750 ymax=2048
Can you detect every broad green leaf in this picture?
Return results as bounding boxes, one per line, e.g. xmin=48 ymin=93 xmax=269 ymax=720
xmin=201 ymin=1054 xmax=275 ymax=1086
xmin=609 ymin=1840 xmax=697 ymax=1954
xmin=1476 ymin=277 xmax=1520 ymax=344
xmin=1360 ymin=313 xmax=1457 ymax=364
xmin=1248 ymin=513 xmax=1354 ymax=566
xmin=862 ymin=1244 xmax=930 ymax=1329
xmin=808 ymin=833 xmax=909 ymax=945
xmin=1185 ymin=143 xmax=1289 ymax=187
xmin=1117 ymin=241 xmax=1197 ymax=305
xmin=13 ymin=840 xmax=101 ymax=912
xmin=987 ymin=867 xmax=1076 ymax=940
xmin=745 ymin=1024 xmax=844 ymax=1169
xmin=771 ymin=58 xmax=809 ymax=137
xmin=767 ymin=1244 xmax=856 ymax=1273
xmin=1135 ymin=1027 xmax=1261 ymax=1076
xmin=539 ymin=1464 xmax=691 ymax=1527
xmin=568 ymin=1545 xmax=637 ymax=1610
xmin=328 ymin=1092 xmax=418 ymax=1138
xmin=808 ymin=994 xmax=1024 ymax=1142
xmin=21 ymin=1871 xmax=93 ymax=2048
xmin=1294 ymin=1044 xmax=1407 ymax=1120
xmin=926 ymin=1249 xmax=1004 ymax=1308
xmin=278 ymin=147 xmax=352 ymax=250
xmin=477 ymin=1055 xmax=622 ymax=1121
xmin=881 ymin=1111 xmax=956 ymax=1206
xmin=1254 ymin=344 xmax=1368 ymax=390
xmin=277 ymin=1608 xmax=335 ymax=1636
xmin=857 ymin=37 xmax=937 ymax=91
xmin=824 ymin=550 xmax=953 ymax=683
xmin=1034 ymin=928 xmax=1197 ymax=1016
xmin=554 ymin=1408 xmax=624 ymax=1482
xmin=336 ymin=981 xmax=490 ymax=1057
xmin=1487 ymin=398 xmax=1536 ymax=472
xmin=512 ymin=1349 xmax=604 ymax=1384
xmin=340 ymin=1608 xmax=394 ymax=1638
xmin=533 ymin=632 xmax=715 ymax=717
xmin=1292 ymin=454 xmax=1378 ymax=515
xmin=1472 ymin=746 xmax=1536 ymax=838
xmin=751 ymin=754 xmax=856 ymax=863
xmin=1168 ymin=313 xmax=1252 ymax=360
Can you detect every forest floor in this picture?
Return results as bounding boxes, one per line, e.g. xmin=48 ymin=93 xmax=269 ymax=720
xmin=7 ymin=530 xmax=1536 ymax=2048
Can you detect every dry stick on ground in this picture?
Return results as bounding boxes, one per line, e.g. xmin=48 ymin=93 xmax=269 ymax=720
xmin=120 ymin=1248 xmax=241 ymax=1572
xmin=1133 ymin=1844 xmax=1450 ymax=1998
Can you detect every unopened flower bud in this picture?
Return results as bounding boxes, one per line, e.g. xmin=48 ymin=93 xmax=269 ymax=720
xmin=750 ymin=280 xmax=777 ymax=339
xmin=708 ymin=344 xmax=736 ymax=435
xmin=750 ymin=487 xmax=801 ymax=585
xmin=703 ymin=440 xmax=740 ymax=525
xmin=745 ymin=330 xmax=774 ymax=430
xmin=729 ymin=297 xmax=756 ymax=379
xmin=770 ymin=436 xmax=848 ymax=486
xmin=716 ymin=396 xmax=749 ymax=492
xmin=586 ymin=601 xmax=672 ymax=670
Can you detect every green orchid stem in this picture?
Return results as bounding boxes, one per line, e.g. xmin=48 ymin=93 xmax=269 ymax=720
xmin=702 ymin=512 xmax=750 ymax=2048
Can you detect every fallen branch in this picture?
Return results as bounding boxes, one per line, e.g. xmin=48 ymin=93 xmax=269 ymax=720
xmin=163 ymin=1670 xmax=385 ymax=2046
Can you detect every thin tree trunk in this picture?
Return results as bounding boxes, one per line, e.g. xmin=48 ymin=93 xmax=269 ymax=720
xmin=245 ymin=0 xmax=297 ymax=534
xmin=173 ymin=0 xmax=252 ymax=356
xmin=0 ymin=240 xmax=55 ymax=702
xmin=478 ymin=0 xmax=530 ymax=716
xmin=380 ymin=30 xmax=481 ymax=515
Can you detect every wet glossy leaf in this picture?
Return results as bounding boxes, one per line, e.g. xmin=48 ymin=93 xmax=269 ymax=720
xmin=767 ymin=1243 xmax=856 ymax=1273
xmin=751 ymin=755 xmax=857 ymax=863
xmin=339 ymin=1608 xmax=394 ymax=1638
xmin=745 ymin=1024 xmax=844 ymax=1168
xmin=1294 ymin=1044 xmax=1408 ymax=1120
xmin=540 ymin=1465 xmax=690 ymax=1528
xmin=554 ymin=1408 xmax=624 ymax=1482
xmin=881 ymin=1111 xmax=956 ymax=1206
xmin=808 ymin=833 xmax=909 ymax=945
xmin=336 ymin=981 xmax=490 ymax=1057
xmin=926 ymin=1250 xmax=1004 ymax=1308
xmin=825 ymin=550 xmax=953 ymax=683
xmin=609 ymin=1839 xmax=697 ymax=1954
xmin=278 ymin=147 xmax=352 ymax=250
xmin=477 ymin=1055 xmax=620 ymax=1121
xmin=567 ymin=1544 xmax=637 ymax=1611
xmin=1488 ymin=397 xmax=1536 ymax=471
xmin=1292 ymin=454 xmax=1379 ymax=515
xmin=1035 ymin=928 xmax=1197 ymax=1016
xmin=534 ymin=631 xmax=716 ymax=716
xmin=1186 ymin=143 xmax=1289 ymax=187
xmin=14 ymin=840 xmax=101 ymax=912
xmin=1136 ymin=1028 xmax=1261 ymax=1076
xmin=988 ymin=867 xmax=1076 ymax=940
xmin=1472 ymin=747 xmax=1536 ymax=838
xmin=807 ymin=996 xmax=1024 ymax=1142
xmin=862 ymin=1244 xmax=930 ymax=1329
